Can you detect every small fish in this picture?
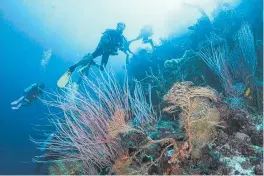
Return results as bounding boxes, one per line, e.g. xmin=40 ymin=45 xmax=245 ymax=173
xmin=244 ymin=88 xmax=251 ymax=97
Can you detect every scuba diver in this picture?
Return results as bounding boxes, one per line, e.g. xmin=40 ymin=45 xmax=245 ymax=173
xmin=128 ymin=25 xmax=155 ymax=48
xmin=57 ymin=22 xmax=129 ymax=88
xmin=11 ymin=83 xmax=45 ymax=110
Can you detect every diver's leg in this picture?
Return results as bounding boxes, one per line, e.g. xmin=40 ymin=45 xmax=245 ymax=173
xmin=92 ymin=46 xmax=103 ymax=59
xmin=149 ymin=39 xmax=155 ymax=48
xmin=72 ymin=45 xmax=102 ymax=73
xmin=24 ymin=98 xmax=30 ymax=104
xmin=68 ymin=55 xmax=91 ymax=73
xmin=125 ymin=52 xmax=130 ymax=65
xmin=76 ymin=56 xmax=99 ymax=85
xmin=11 ymin=103 xmax=22 ymax=110
xmin=11 ymin=96 xmax=24 ymax=105
xmin=68 ymin=51 xmax=98 ymax=73
xmin=100 ymin=53 xmax=110 ymax=71
xmin=78 ymin=53 xmax=95 ymax=66
xmin=76 ymin=46 xmax=104 ymax=84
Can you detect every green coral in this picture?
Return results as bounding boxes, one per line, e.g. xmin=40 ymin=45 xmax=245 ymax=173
xmin=250 ymin=145 xmax=264 ymax=154
xmin=251 ymin=114 xmax=263 ymax=131
xmin=207 ymin=144 xmax=221 ymax=160
xmin=256 ymin=124 xmax=263 ymax=131
xmin=220 ymin=156 xmax=255 ymax=176
xmin=141 ymin=154 xmax=154 ymax=162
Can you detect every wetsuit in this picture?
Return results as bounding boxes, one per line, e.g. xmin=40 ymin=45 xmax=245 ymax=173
xmin=92 ymin=29 xmax=125 ymax=69
xmin=69 ymin=29 xmax=126 ymax=73
xmin=23 ymin=84 xmax=43 ymax=105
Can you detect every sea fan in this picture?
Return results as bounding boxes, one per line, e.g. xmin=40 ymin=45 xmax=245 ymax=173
xmin=163 ymin=81 xmax=219 ymax=156
xmin=31 ymin=69 xmax=157 ymax=174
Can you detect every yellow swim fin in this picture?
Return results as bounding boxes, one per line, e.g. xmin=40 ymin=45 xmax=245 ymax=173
xmin=78 ymin=64 xmax=89 ymax=73
xmin=57 ymin=70 xmax=72 ymax=88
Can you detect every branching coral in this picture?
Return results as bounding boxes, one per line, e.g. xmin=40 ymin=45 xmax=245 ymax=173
xmin=136 ymin=67 xmax=167 ymax=98
xmin=130 ymin=78 xmax=160 ymax=127
xmin=198 ymin=34 xmax=235 ymax=95
xmin=232 ymin=22 xmax=257 ymax=78
xmin=163 ymin=81 xmax=219 ymax=157
xmin=198 ymin=23 xmax=263 ymax=112
xmin=32 ymin=69 xmax=158 ymax=174
xmin=198 ymin=23 xmax=259 ymax=98
xmin=164 ymin=50 xmax=197 ymax=70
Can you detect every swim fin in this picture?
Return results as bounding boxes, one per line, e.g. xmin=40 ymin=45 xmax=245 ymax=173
xmin=78 ymin=64 xmax=89 ymax=73
xmin=11 ymin=96 xmax=24 ymax=105
xmin=78 ymin=60 xmax=100 ymax=73
xmin=57 ymin=70 xmax=72 ymax=88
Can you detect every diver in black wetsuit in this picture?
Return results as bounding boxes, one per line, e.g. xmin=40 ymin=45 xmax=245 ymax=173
xmin=11 ymin=83 xmax=45 ymax=110
xmin=66 ymin=22 xmax=128 ymax=83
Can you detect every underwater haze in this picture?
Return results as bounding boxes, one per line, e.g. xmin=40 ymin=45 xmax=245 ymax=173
xmin=0 ymin=0 xmax=263 ymax=175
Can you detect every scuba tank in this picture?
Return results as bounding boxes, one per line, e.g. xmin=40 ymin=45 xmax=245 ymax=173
xmin=23 ymin=83 xmax=38 ymax=94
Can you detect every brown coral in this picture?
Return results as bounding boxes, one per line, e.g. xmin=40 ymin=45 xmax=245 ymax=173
xmin=112 ymin=152 xmax=136 ymax=175
xmin=189 ymin=99 xmax=220 ymax=158
xmin=163 ymin=82 xmax=220 ymax=158
xmin=112 ymin=137 xmax=184 ymax=175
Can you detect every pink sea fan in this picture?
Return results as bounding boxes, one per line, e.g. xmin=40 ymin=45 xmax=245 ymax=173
xmin=31 ymin=69 xmax=158 ymax=174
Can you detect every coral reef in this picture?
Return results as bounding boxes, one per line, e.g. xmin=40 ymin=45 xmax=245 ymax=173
xmin=33 ymin=0 xmax=263 ymax=175
xmin=32 ymin=70 xmax=158 ymax=174
xmin=36 ymin=76 xmax=263 ymax=175
xmin=49 ymin=160 xmax=85 ymax=175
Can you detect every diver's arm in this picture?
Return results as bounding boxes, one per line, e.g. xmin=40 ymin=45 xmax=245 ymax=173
xmin=121 ymin=36 xmax=134 ymax=55
xmin=128 ymin=35 xmax=142 ymax=44
xmin=120 ymin=41 xmax=132 ymax=65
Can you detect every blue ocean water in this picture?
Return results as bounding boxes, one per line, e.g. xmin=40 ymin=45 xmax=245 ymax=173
xmin=0 ymin=15 xmax=70 ymax=174
xmin=0 ymin=2 xmax=124 ymax=174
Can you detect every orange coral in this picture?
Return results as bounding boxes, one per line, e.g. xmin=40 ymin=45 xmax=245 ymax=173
xmin=112 ymin=151 xmax=134 ymax=175
xmin=107 ymin=109 xmax=130 ymax=138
